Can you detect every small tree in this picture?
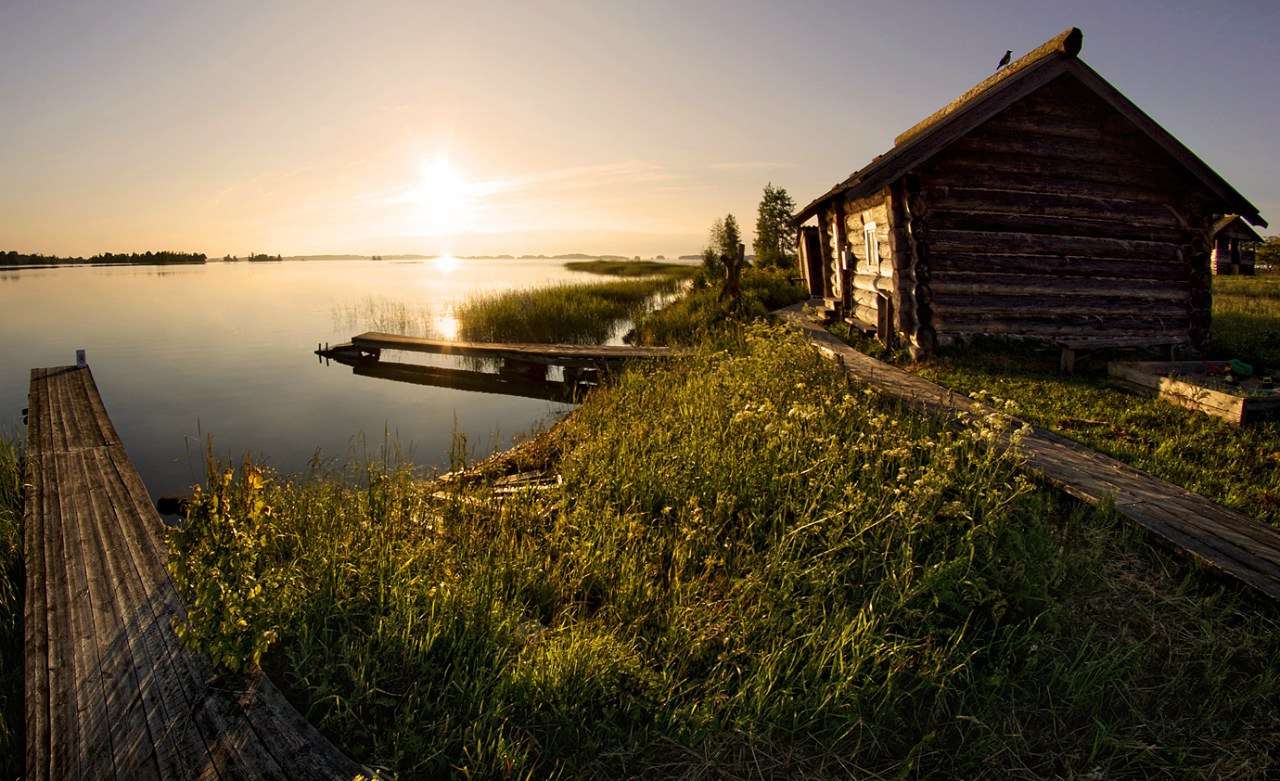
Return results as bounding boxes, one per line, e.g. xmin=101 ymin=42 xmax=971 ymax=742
xmin=753 ymin=182 xmax=797 ymax=270
xmin=702 ymin=213 xmax=743 ymax=276
xmin=1257 ymin=236 xmax=1280 ymax=271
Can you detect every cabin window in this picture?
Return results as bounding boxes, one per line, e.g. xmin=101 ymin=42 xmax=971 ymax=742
xmin=863 ymin=222 xmax=878 ymax=269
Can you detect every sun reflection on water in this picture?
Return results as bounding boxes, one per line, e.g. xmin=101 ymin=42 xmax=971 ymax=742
xmin=433 ymin=309 xmax=460 ymax=340
xmin=433 ymin=255 xmax=461 ymax=274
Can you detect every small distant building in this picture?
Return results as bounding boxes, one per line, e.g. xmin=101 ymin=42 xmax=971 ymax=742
xmin=794 ymin=28 xmax=1266 ymax=356
xmin=1211 ymin=215 xmax=1262 ymax=276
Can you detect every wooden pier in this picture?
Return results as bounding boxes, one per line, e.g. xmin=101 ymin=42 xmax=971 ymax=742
xmin=321 ymin=331 xmax=674 ymax=368
xmin=778 ymin=304 xmax=1280 ymax=600
xmin=24 ymin=365 xmax=368 ymax=780
xmin=318 ymin=332 xmax=677 ymax=400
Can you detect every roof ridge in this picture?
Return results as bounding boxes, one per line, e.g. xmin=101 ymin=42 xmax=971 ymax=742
xmin=893 ymin=27 xmax=1082 ymax=148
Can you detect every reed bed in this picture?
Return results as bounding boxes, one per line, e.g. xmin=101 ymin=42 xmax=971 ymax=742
xmin=456 ymin=278 xmax=683 ymax=344
xmin=166 ymin=325 xmax=1280 ymax=779
xmin=564 ymin=259 xmax=699 ymax=279
xmin=338 ymin=277 xmax=685 ymax=345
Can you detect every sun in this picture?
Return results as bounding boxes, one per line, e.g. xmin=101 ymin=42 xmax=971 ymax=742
xmin=412 ymin=153 xmax=471 ymax=235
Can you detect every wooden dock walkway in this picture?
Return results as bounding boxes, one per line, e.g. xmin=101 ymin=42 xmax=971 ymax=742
xmin=777 ymin=304 xmax=1280 ymax=600
xmin=24 ymin=365 xmax=369 ymax=780
xmin=325 ymin=331 xmax=674 ymax=368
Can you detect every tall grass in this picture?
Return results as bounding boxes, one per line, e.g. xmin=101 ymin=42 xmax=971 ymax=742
xmin=888 ymin=273 xmax=1280 ymax=525
xmin=339 ymin=277 xmax=686 ymax=345
xmin=457 ymin=278 xmax=682 ymax=344
xmin=1212 ymin=273 xmax=1280 ymax=367
xmin=0 ymin=435 xmax=23 ymax=779
xmin=633 ymin=267 xmax=806 ymax=345
xmin=169 ymin=325 xmax=1280 ymax=779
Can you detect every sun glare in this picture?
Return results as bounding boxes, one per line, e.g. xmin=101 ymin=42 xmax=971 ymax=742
xmin=432 ymin=255 xmax=460 ymax=274
xmin=412 ymin=154 xmax=471 ymax=235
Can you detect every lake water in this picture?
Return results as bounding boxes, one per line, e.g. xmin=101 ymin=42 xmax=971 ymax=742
xmin=0 ymin=258 xmax=608 ymax=498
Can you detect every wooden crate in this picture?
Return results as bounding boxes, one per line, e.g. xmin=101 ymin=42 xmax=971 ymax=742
xmin=1108 ymin=361 xmax=1280 ymax=425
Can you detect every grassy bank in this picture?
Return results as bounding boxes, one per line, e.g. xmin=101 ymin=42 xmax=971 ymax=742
xmin=0 ymin=436 xmax=23 ymax=779
xmin=849 ymin=274 xmax=1280 ymax=525
xmin=168 ymin=325 xmax=1280 ymax=779
xmin=632 ymin=268 xmax=806 ymax=345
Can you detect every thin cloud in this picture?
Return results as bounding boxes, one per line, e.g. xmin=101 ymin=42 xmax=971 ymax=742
xmin=478 ymin=160 xmax=675 ymax=195
xmin=710 ymin=161 xmax=789 ymax=171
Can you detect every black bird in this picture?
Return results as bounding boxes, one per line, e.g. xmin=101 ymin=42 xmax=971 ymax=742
xmin=997 ymin=49 xmax=1012 ymax=70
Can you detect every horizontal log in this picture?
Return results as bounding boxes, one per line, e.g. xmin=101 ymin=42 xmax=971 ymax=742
xmin=927 ymin=252 xmax=1192 ymax=281
xmin=923 ymin=150 xmax=1183 ymax=196
xmin=929 ymin=209 xmax=1187 ymax=244
xmin=932 ymin=315 xmax=1191 ymax=339
xmin=931 ymin=293 xmax=1187 ymax=319
xmin=930 ymin=272 xmax=1189 ymax=300
xmin=921 ymin=162 xmax=1191 ymax=204
xmin=852 ymin=274 xmax=895 ymax=294
xmin=929 ymin=229 xmax=1182 ymax=262
xmin=920 ymin=186 xmax=1181 ymax=229
xmin=851 ymin=303 xmax=879 ymax=328
xmin=839 ymin=193 xmax=891 ymax=217
xmin=982 ymin=109 xmax=1140 ymax=145
xmin=947 ymin=131 xmax=1169 ymax=169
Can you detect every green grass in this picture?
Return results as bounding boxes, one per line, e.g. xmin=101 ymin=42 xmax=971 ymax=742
xmin=166 ymin=325 xmax=1280 ymax=779
xmin=564 ymin=259 xmax=699 ymax=279
xmin=0 ymin=435 xmax=23 ymax=780
xmin=1211 ymin=274 xmax=1280 ymax=367
xmin=848 ymin=272 xmax=1280 ymax=526
xmin=633 ymin=267 xmax=807 ymax=346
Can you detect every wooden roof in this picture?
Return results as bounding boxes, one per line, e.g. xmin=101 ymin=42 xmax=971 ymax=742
xmin=1212 ymin=214 xmax=1264 ymax=243
xmin=794 ymin=27 xmax=1267 ymax=229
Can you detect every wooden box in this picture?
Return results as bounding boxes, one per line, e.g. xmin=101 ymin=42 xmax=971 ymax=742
xmin=1108 ymin=361 xmax=1280 ymax=425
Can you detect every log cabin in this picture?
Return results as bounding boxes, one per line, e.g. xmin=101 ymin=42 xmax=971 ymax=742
xmin=793 ymin=27 xmax=1266 ymax=357
xmin=1211 ymin=215 xmax=1262 ymax=276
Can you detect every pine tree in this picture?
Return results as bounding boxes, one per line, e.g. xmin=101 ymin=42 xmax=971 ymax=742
xmin=753 ymin=182 xmax=797 ymax=270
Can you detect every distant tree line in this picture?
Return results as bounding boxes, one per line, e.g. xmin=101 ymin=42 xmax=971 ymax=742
xmin=1 ymin=250 xmax=207 ymax=267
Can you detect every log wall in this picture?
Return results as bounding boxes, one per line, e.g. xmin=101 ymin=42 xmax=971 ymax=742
xmin=912 ymin=74 xmax=1216 ymax=345
xmin=840 ymin=195 xmax=895 ymax=329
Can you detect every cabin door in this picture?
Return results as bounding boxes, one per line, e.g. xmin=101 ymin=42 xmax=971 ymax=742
xmin=800 ymin=227 xmax=823 ymax=297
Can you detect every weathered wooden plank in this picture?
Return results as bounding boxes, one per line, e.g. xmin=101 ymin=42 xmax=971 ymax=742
xmin=350 ymin=332 xmax=674 ymax=366
xmin=25 ymin=365 xmax=370 ymax=781
xmin=87 ymin=449 xmax=208 ymax=780
xmin=71 ymin=449 xmax=163 ymax=780
xmin=775 ymin=304 xmax=1280 ymax=601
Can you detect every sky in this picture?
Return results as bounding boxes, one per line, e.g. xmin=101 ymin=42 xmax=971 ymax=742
xmin=1 ymin=0 xmax=1277 ymax=259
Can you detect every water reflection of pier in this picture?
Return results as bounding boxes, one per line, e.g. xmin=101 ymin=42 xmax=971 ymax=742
xmin=317 ymin=331 xmax=675 ymax=402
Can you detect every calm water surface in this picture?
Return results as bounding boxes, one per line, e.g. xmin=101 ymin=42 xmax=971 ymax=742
xmin=0 ymin=258 xmax=595 ymax=497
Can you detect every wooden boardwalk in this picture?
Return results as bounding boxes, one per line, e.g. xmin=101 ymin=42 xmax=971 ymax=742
xmin=329 ymin=331 xmax=674 ymax=368
xmin=777 ymin=304 xmax=1280 ymax=600
xmin=24 ymin=365 xmax=369 ymax=780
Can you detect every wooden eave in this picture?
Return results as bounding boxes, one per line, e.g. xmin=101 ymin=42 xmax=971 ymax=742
xmin=794 ymin=27 xmax=1267 ymax=230
xmin=1212 ymin=214 xmax=1264 ymax=242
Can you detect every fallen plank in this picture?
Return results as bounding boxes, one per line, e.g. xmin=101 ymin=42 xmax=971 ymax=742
xmin=776 ymin=304 xmax=1280 ymax=601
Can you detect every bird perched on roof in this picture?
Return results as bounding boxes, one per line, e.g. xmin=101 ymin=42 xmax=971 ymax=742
xmin=997 ymin=50 xmax=1012 ymax=70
